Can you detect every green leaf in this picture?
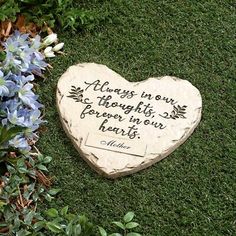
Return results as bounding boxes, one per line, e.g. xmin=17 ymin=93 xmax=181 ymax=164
xmin=0 ymin=223 xmax=7 ymax=227
xmin=0 ymin=126 xmax=26 ymax=145
xmin=112 ymin=221 xmax=125 ymax=230
xmin=33 ymin=221 xmax=46 ymax=231
xmin=126 ymin=233 xmax=141 ymax=236
xmin=24 ymin=210 xmax=35 ymax=225
xmin=65 ymin=213 xmax=76 ymax=221
xmin=37 ymin=164 xmax=48 ymax=171
xmin=61 ymin=206 xmax=69 ymax=216
xmin=48 ymin=188 xmax=61 ymax=196
xmin=45 ymin=208 xmax=59 ymax=218
xmin=125 ymin=222 xmax=139 ymax=229
xmin=0 ymin=51 xmax=6 ymax=62
xmin=123 ymin=212 xmax=135 ymax=223
xmin=46 ymin=222 xmax=62 ymax=233
xmin=98 ymin=226 xmax=107 ymax=236
xmin=17 ymin=229 xmax=31 ymax=236
xmin=66 ymin=222 xmax=73 ymax=236
xmin=0 ymin=200 xmax=7 ymax=209
xmin=44 ymin=193 xmax=53 ymax=202
xmin=109 ymin=234 xmax=122 ymax=236
xmin=79 ymin=215 xmax=88 ymax=225
xmin=38 ymin=154 xmax=44 ymax=162
xmin=74 ymin=224 xmax=82 ymax=235
xmin=17 ymin=158 xmax=25 ymax=167
xmin=43 ymin=155 xmax=52 ymax=163
xmin=18 ymin=167 xmax=28 ymax=174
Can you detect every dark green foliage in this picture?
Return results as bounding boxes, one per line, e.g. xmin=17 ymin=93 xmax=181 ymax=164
xmin=0 ymin=0 xmax=20 ymax=22
xmin=0 ymin=153 xmax=99 ymax=235
xmin=38 ymin=207 xmax=95 ymax=235
xmin=0 ymin=125 xmax=26 ymax=158
xmin=0 ymin=0 xmax=108 ymax=30
xmin=37 ymin=0 xmax=236 ymax=235
xmin=98 ymin=212 xmax=141 ymax=236
xmin=0 ymin=125 xmax=25 ymax=147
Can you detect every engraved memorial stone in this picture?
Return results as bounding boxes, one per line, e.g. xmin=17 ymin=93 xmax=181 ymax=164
xmin=56 ymin=63 xmax=202 ymax=178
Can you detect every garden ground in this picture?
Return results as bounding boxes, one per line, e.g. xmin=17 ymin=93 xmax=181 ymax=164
xmin=38 ymin=1 xmax=235 ymax=235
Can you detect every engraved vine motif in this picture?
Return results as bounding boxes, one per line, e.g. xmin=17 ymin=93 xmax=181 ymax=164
xmin=67 ymin=85 xmax=92 ymax=104
xmin=67 ymin=86 xmax=84 ymax=102
xmin=159 ymin=105 xmax=187 ymax=119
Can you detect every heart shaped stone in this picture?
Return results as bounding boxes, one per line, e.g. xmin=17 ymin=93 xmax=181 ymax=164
xmin=56 ymin=63 xmax=202 ymax=178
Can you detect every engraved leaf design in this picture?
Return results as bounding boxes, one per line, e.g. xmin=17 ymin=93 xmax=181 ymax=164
xmin=67 ymin=86 xmax=84 ymax=102
xmin=159 ymin=105 xmax=187 ymax=120
xmin=170 ymin=105 xmax=187 ymax=119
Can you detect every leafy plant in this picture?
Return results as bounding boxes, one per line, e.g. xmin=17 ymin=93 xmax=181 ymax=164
xmin=0 ymin=31 xmax=143 ymax=235
xmin=37 ymin=207 xmax=95 ymax=235
xmin=0 ymin=0 xmax=109 ymax=31
xmin=0 ymin=0 xmax=20 ymax=22
xmin=98 ymin=212 xmax=141 ymax=236
xmin=0 ymin=125 xmax=25 ymax=148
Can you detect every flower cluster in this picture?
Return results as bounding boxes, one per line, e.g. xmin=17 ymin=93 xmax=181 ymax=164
xmin=42 ymin=33 xmax=64 ymax=58
xmin=0 ymin=31 xmax=49 ymax=153
xmin=2 ymin=31 xmax=47 ymax=76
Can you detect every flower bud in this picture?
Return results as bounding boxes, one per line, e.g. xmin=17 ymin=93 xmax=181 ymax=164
xmin=53 ymin=42 xmax=64 ymax=52
xmin=43 ymin=33 xmax=57 ymax=46
xmin=44 ymin=46 xmax=53 ymax=54
xmin=44 ymin=51 xmax=55 ymax=58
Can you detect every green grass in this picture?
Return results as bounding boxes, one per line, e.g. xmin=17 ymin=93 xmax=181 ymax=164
xmin=37 ymin=1 xmax=236 ymax=235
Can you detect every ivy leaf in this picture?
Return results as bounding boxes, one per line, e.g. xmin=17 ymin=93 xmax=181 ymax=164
xmin=45 ymin=208 xmax=58 ymax=218
xmin=17 ymin=158 xmax=25 ymax=167
xmin=112 ymin=221 xmax=125 ymax=230
xmin=74 ymin=224 xmax=82 ymax=235
xmin=66 ymin=222 xmax=73 ymax=236
xmin=98 ymin=226 xmax=107 ymax=236
xmin=48 ymin=188 xmax=61 ymax=196
xmin=37 ymin=164 xmax=48 ymax=172
xmin=61 ymin=206 xmax=69 ymax=216
xmin=24 ymin=210 xmax=35 ymax=225
xmin=44 ymin=193 xmax=54 ymax=202
xmin=38 ymin=154 xmax=44 ymax=162
xmin=125 ymin=222 xmax=139 ymax=229
xmin=0 ymin=126 xmax=26 ymax=146
xmin=43 ymin=156 xmax=52 ymax=164
xmin=126 ymin=233 xmax=142 ymax=236
xmin=66 ymin=213 xmax=76 ymax=221
xmin=46 ymin=222 xmax=62 ymax=233
xmin=0 ymin=200 xmax=7 ymax=208
xmin=124 ymin=212 xmax=135 ymax=223
xmin=16 ymin=229 xmax=31 ymax=236
xmin=0 ymin=51 xmax=6 ymax=62
xmin=33 ymin=221 xmax=46 ymax=231
xmin=18 ymin=167 xmax=28 ymax=174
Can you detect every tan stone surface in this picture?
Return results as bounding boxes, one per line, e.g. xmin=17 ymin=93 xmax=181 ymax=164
xmin=56 ymin=63 xmax=202 ymax=178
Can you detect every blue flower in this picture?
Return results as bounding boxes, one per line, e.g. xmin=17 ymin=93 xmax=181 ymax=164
xmin=24 ymin=109 xmax=44 ymax=140
xmin=5 ymin=105 xmax=43 ymax=128
xmin=0 ymin=71 xmax=16 ymax=97
xmin=16 ymin=75 xmax=42 ymax=109
xmin=27 ymin=109 xmax=43 ymax=131
xmin=0 ymin=31 xmax=48 ymax=154
xmin=6 ymin=109 xmax=25 ymax=126
xmin=9 ymin=134 xmax=30 ymax=152
xmin=2 ymin=31 xmax=47 ymax=75
xmin=31 ymin=35 xmax=41 ymax=50
xmin=3 ymin=31 xmax=29 ymax=50
xmin=30 ymin=52 xmax=48 ymax=74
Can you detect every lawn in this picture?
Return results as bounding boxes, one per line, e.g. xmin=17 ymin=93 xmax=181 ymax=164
xmin=37 ymin=1 xmax=235 ymax=235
